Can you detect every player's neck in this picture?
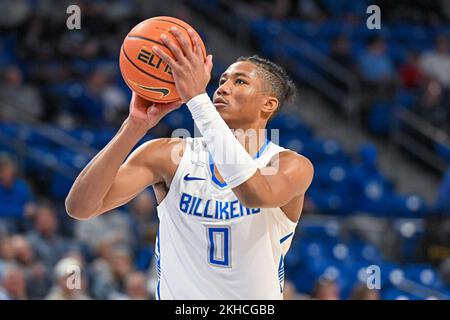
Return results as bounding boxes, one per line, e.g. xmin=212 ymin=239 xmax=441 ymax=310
xmin=233 ymin=124 xmax=268 ymax=159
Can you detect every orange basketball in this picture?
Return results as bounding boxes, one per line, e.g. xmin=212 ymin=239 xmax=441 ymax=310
xmin=119 ymin=16 xmax=207 ymax=103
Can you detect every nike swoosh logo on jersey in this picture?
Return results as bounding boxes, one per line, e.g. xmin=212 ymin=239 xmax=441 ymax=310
xmin=183 ymin=173 xmax=206 ymax=181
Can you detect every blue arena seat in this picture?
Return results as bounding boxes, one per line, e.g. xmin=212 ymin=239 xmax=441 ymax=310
xmin=368 ymin=101 xmax=394 ymax=135
xmin=395 ymin=89 xmax=417 ymax=109
xmin=382 ymin=288 xmax=413 ymax=300
xmin=435 ymin=142 xmax=450 ymax=163
xmin=390 ymin=194 xmax=429 ymax=218
xmin=403 ymin=264 xmax=446 ymax=290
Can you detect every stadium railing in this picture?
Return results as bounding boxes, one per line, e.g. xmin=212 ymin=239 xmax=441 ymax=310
xmin=393 ymin=106 xmax=450 ymax=172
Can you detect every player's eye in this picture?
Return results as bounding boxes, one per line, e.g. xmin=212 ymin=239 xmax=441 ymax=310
xmin=235 ymin=78 xmax=246 ymax=85
xmin=219 ymin=79 xmax=226 ymax=85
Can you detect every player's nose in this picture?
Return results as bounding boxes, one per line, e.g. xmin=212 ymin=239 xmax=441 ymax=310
xmin=216 ymin=80 xmax=232 ymax=96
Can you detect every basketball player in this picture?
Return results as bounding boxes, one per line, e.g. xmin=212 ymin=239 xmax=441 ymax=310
xmin=65 ymin=27 xmax=314 ymax=299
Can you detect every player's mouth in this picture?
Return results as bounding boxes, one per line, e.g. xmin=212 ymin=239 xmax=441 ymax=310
xmin=213 ymin=98 xmax=228 ymax=108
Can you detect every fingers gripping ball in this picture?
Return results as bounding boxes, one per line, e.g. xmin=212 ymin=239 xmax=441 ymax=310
xmin=119 ymin=16 xmax=207 ymax=103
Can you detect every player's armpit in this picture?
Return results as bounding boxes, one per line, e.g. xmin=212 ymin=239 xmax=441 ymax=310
xmin=94 ymin=138 xmax=184 ymax=217
xmin=231 ymin=151 xmax=314 ymax=210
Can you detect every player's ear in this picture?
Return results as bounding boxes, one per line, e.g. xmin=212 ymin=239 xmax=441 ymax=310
xmin=261 ymin=96 xmax=279 ymax=119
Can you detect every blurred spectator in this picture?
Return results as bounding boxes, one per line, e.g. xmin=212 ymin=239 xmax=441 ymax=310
xmin=0 ymin=153 xmax=35 ymax=231
xmin=0 ymin=65 xmax=44 ymax=122
xmin=75 ymin=208 xmax=136 ymax=258
xmin=0 ymin=237 xmax=15 ymax=276
xmin=330 ymin=35 xmax=354 ymax=71
xmin=74 ymin=68 xmax=128 ymax=126
xmin=311 ymin=278 xmax=340 ymax=300
xmin=74 ymin=69 xmax=109 ymax=124
xmin=46 ymin=256 xmax=91 ymax=300
xmin=89 ymin=238 xmax=115 ymax=277
xmin=357 ymin=36 xmax=397 ymax=124
xmin=420 ymin=36 xmax=450 ymax=89
xmin=129 ymin=190 xmax=158 ymax=248
xmin=329 ymin=34 xmax=356 ymax=94
xmin=439 ymin=256 xmax=450 ymax=285
xmin=0 ymin=0 xmax=30 ymax=29
xmin=357 ymin=36 xmax=395 ymax=84
xmin=417 ymin=215 xmax=450 ymax=264
xmin=10 ymin=235 xmax=49 ymax=299
xmin=230 ymin=0 xmax=278 ymax=20
xmin=123 ymin=271 xmax=151 ymax=300
xmin=89 ymin=0 xmax=136 ymax=24
xmin=348 ymin=283 xmax=380 ymax=300
xmin=27 ymin=202 xmax=78 ymax=271
xmin=295 ymin=0 xmax=326 ymax=22
xmin=416 ymin=79 xmax=449 ymax=129
xmin=91 ymin=246 xmax=134 ymax=299
xmin=270 ymin=0 xmax=295 ymax=20
xmin=416 ymin=36 xmax=450 ymax=129
xmin=283 ymin=279 xmax=309 ymax=300
xmin=400 ymin=52 xmax=426 ymax=90
xmin=128 ymin=190 xmax=159 ymax=271
xmin=0 ymin=264 xmax=27 ymax=300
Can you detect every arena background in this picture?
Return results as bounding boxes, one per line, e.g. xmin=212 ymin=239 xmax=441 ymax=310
xmin=0 ymin=0 xmax=449 ymax=300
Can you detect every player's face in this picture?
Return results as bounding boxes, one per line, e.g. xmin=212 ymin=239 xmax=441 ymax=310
xmin=213 ymin=61 xmax=270 ymax=128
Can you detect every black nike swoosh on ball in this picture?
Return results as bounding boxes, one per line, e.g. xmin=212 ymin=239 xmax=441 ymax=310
xmin=128 ymin=80 xmax=170 ymax=97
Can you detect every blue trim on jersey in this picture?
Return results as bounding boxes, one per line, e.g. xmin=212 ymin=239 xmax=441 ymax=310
xmin=208 ymin=138 xmax=270 ymax=188
xmin=155 ymin=228 xmax=161 ymax=300
xmin=254 ymin=138 xmax=270 ymax=159
xmin=280 ymin=232 xmax=294 ymax=245
xmin=278 ymin=254 xmax=285 ymax=293
xmin=209 ymin=154 xmax=228 ymax=188
xmin=157 ymin=282 xmax=161 ymax=300
xmin=278 ymin=231 xmax=293 ymax=294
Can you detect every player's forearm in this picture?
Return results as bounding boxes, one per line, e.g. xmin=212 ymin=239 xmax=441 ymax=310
xmin=232 ymin=172 xmax=292 ymax=208
xmin=236 ymin=155 xmax=314 ymax=208
xmin=65 ymin=118 xmax=147 ymax=219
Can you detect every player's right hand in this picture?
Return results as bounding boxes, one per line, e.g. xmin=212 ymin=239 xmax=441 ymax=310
xmin=127 ymin=92 xmax=182 ymax=132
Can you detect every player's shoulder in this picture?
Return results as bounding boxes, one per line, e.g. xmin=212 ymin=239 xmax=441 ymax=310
xmin=137 ymin=137 xmax=187 ymax=164
xmin=139 ymin=136 xmax=185 ymax=150
xmin=276 ymin=148 xmax=314 ymax=175
xmin=137 ymin=136 xmax=208 ymax=160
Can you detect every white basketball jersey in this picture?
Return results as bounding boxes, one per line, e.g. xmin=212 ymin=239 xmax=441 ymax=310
xmin=155 ymin=137 xmax=298 ymax=300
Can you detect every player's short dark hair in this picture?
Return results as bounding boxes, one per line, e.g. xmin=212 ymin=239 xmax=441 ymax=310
xmin=237 ymin=55 xmax=296 ymax=120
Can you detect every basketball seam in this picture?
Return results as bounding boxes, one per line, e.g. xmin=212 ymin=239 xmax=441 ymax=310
xmin=127 ymin=35 xmax=166 ymax=47
xmin=147 ymin=18 xmax=206 ymax=57
xmin=121 ymin=46 xmax=175 ymax=85
xmin=149 ymin=18 xmax=189 ymax=32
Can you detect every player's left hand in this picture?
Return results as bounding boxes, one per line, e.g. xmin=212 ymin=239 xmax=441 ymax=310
xmin=152 ymin=27 xmax=213 ymax=103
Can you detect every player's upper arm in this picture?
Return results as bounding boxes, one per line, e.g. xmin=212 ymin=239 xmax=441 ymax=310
xmin=95 ymin=138 xmax=183 ymax=216
xmin=233 ymin=151 xmax=314 ymax=209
